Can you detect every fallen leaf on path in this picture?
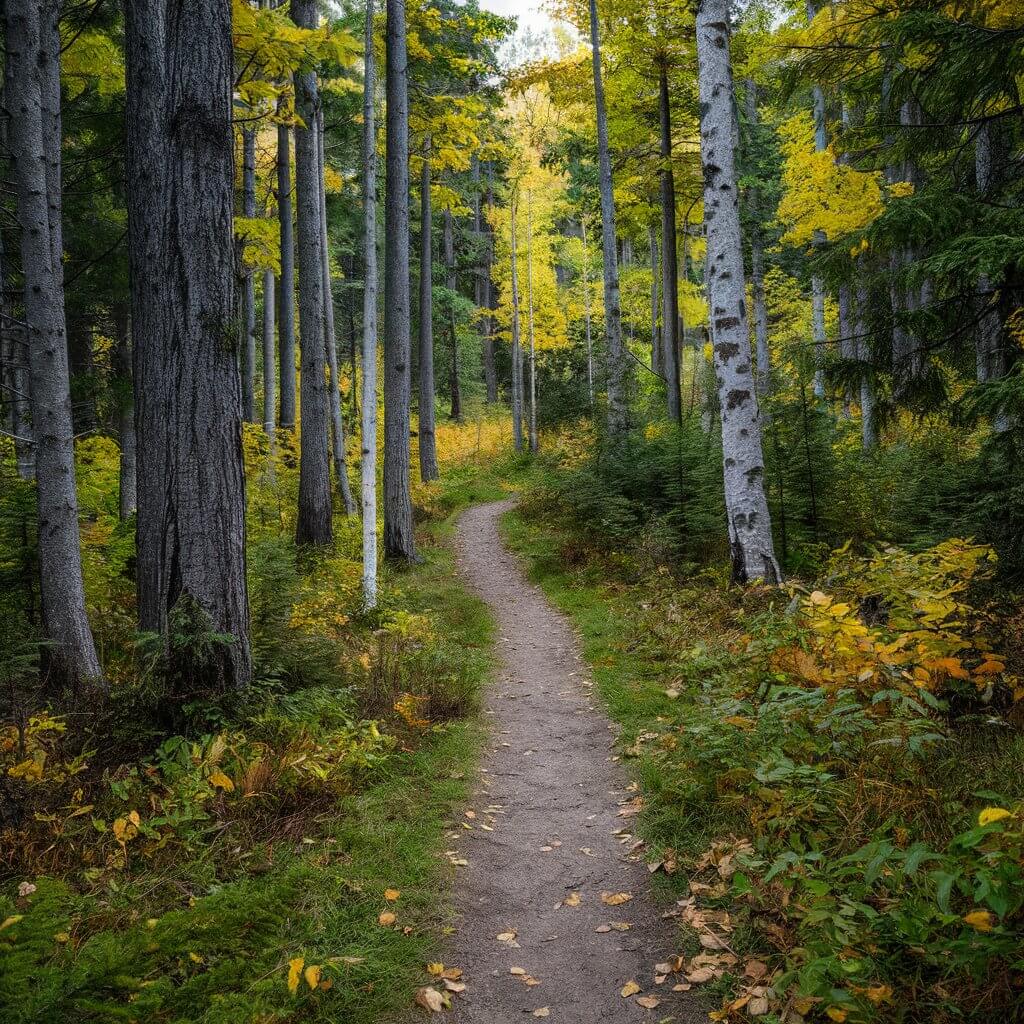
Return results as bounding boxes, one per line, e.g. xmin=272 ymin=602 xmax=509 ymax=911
xmin=602 ymin=892 xmax=633 ymax=906
xmin=621 ymin=981 xmax=642 ymax=997
xmin=532 ymin=1009 xmax=550 ymax=1018
xmin=414 ymin=986 xmax=448 ymax=1013
xmin=685 ymin=968 xmax=715 ymax=984
xmin=562 ymin=892 xmax=581 ymax=907
xmin=636 ymin=996 xmax=661 ymax=1009
xmin=427 ymin=963 xmax=445 ymax=976
xmin=510 ymin=967 xmax=527 ymax=976
xmin=595 ymin=925 xmax=612 ymax=933
xmin=610 ymin=921 xmax=633 ymax=931
xmin=442 ymin=968 xmax=463 ymax=980
xmin=444 ymin=979 xmax=466 ymax=993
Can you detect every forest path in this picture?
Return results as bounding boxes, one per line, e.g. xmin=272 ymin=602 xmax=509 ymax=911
xmin=433 ymin=500 xmax=702 ymax=1023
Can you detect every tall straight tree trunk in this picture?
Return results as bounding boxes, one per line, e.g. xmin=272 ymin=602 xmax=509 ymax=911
xmin=0 ymin=221 xmax=34 ymax=480
xmin=744 ymin=79 xmax=771 ymax=399
xmin=509 ymin=191 xmax=524 ymax=451
xmin=854 ymin=280 xmax=877 ymax=448
xmin=482 ymin=162 xmax=498 ymax=402
xmin=649 ymin=225 xmax=661 ymax=376
xmin=696 ymin=0 xmax=782 ymax=585
xmin=317 ymin=109 xmax=356 ymax=514
xmin=383 ymin=0 xmax=416 ymax=559
xmin=807 ymin=3 xmax=827 ymax=401
xmin=581 ymin=217 xmax=595 ymax=409
xmin=241 ymin=127 xmax=257 ymax=422
xmin=124 ymin=0 xmax=250 ymax=691
xmin=4 ymin=0 xmax=103 ymax=693
xmin=444 ymin=206 xmax=462 ymax=422
xmin=113 ymin=305 xmax=136 ymax=520
xmin=262 ymin=269 xmax=276 ymax=438
xmin=418 ymin=142 xmax=439 ymax=481
xmin=361 ymin=0 xmax=380 ymax=607
xmin=659 ymin=59 xmax=681 ymax=423
xmin=277 ymin=120 xmax=297 ymax=430
xmin=587 ymin=0 xmax=628 ymax=436
xmin=472 ymin=155 xmax=490 ymax=402
xmin=292 ymin=0 xmax=333 ymax=545
xmin=526 ymin=193 xmax=538 ymax=453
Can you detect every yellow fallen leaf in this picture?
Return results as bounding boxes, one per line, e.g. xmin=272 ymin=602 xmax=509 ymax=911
xmin=188 ymin=952 xmax=203 ymax=964
xmin=208 ymin=770 xmax=234 ymax=792
xmin=621 ymin=980 xmax=641 ymax=997
xmin=563 ymin=892 xmax=581 ymax=907
xmin=978 ymin=807 xmax=1013 ymax=827
xmin=379 ymin=911 xmax=397 ymax=926
xmin=0 ymin=916 xmax=24 ymax=932
xmin=304 ymin=964 xmax=321 ymax=990
xmin=964 ymin=910 xmax=994 ymax=932
xmin=54 ymin=932 xmax=70 ymax=943
xmin=601 ymin=892 xmax=633 ymax=906
xmin=496 ymin=931 xmax=517 ymax=941
xmin=384 ymin=888 xmax=401 ymax=901
xmin=826 ymin=1009 xmax=848 ymax=1023
xmin=865 ymin=984 xmax=893 ymax=1005
xmin=427 ymin=962 xmax=445 ymax=976
xmin=287 ymin=957 xmax=304 ymax=994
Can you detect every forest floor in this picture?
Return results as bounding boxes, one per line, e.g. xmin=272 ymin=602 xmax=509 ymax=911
xmin=428 ymin=500 xmax=703 ymax=1023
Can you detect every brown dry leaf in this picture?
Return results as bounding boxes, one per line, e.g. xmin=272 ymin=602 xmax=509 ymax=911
xmin=595 ymin=925 xmax=612 ymax=934
xmin=609 ymin=921 xmax=633 ymax=931
xmin=510 ymin=967 xmax=527 ymax=976
xmin=672 ymin=983 xmax=692 ymax=992
xmin=685 ymin=968 xmax=716 ymax=984
xmin=378 ymin=911 xmax=397 ymax=927
xmin=620 ymin=981 xmax=642 ymax=998
xmin=444 ymin=979 xmax=466 ymax=993
xmin=743 ymin=959 xmax=768 ymax=980
xmin=636 ymin=996 xmax=661 ymax=1009
xmin=442 ymin=968 xmax=463 ymax=981
xmin=414 ymin=986 xmax=447 ymax=1013
xmin=747 ymin=995 xmax=770 ymax=1016
xmin=699 ymin=932 xmax=728 ymax=950
xmin=601 ymin=892 xmax=633 ymax=906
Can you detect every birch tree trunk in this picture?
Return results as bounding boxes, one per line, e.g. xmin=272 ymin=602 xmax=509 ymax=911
xmin=3 ymin=0 xmax=103 ymax=693
xmin=444 ymin=205 xmax=462 ymax=422
xmin=277 ymin=121 xmax=297 ymax=430
xmin=696 ymin=0 xmax=782 ymax=585
xmin=744 ymin=80 xmax=771 ymax=399
xmin=854 ymin=281 xmax=877 ymax=449
xmin=383 ymin=0 xmax=416 ymax=560
xmin=317 ymin=109 xmax=356 ymax=515
xmin=291 ymin=0 xmax=333 ymax=545
xmin=361 ymin=0 xmax=379 ymax=607
xmin=587 ymin=0 xmax=628 ymax=436
xmin=418 ymin=142 xmax=439 ymax=481
xmin=241 ymin=127 xmax=257 ymax=422
xmin=658 ymin=60 xmax=682 ymax=423
xmin=482 ymin=162 xmax=498 ymax=402
xmin=526 ymin=193 xmax=538 ymax=453
xmin=113 ymin=305 xmax=137 ymax=520
xmin=124 ymin=0 xmax=250 ymax=691
xmin=509 ymin=191 xmax=524 ymax=451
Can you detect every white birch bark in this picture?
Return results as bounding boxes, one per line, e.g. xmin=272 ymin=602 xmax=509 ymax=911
xmin=509 ymin=191 xmax=524 ymax=451
xmin=696 ymin=0 xmax=782 ymax=584
xmin=526 ymin=192 xmax=538 ymax=453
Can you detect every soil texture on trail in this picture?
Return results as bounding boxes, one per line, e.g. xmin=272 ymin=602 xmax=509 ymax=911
xmin=432 ymin=500 xmax=703 ymax=1023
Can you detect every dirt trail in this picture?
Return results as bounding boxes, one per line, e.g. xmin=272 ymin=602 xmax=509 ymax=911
xmin=435 ymin=500 xmax=702 ymax=1023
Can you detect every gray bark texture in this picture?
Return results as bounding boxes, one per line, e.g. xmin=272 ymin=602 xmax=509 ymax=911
xmin=510 ymin=192 xmax=524 ymax=451
xmin=241 ymin=127 xmax=257 ymax=422
xmin=659 ymin=60 xmax=681 ymax=423
xmin=317 ymin=109 xmax=356 ymax=515
xmin=361 ymin=0 xmax=379 ymax=607
xmin=124 ymin=0 xmax=251 ymax=690
xmin=854 ymin=281 xmax=877 ymax=449
xmin=482 ymin=162 xmax=498 ymax=402
xmin=262 ymin=269 xmax=276 ymax=438
xmin=444 ymin=205 xmax=462 ymax=422
xmin=292 ymin=0 xmax=333 ymax=545
xmin=696 ymin=0 xmax=782 ymax=585
xmin=744 ymin=80 xmax=771 ymax=399
xmin=383 ymin=0 xmax=416 ymax=560
xmin=581 ymin=218 xmax=594 ymax=408
xmin=113 ymin=306 xmax=136 ymax=520
xmin=4 ymin=0 xmax=102 ymax=692
xmin=588 ymin=0 xmax=628 ymax=436
xmin=649 ymin=225 xmax=661 ymax=376
xmin=0 ymin=213 xmax=35 ymax=480
xmin=277 ymin=121 xmax=297 ymax=429
xmin=975 ymin=124 xmax=1006 ymax=387
xmin=418 ymin=143 xmax=439 ymax=481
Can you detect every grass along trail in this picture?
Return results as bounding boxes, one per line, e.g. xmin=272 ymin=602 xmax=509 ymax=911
xmin=423 ymin=500 xmax=703 ymax=1022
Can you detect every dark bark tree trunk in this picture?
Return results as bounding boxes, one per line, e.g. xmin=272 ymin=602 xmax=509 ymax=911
xmin=659 ymin=59 xmax=681 ymax=423
xmin=277 ymin=121 xmax=297 ymax=430
xmin=241 ymin=127 xmax=257 ymax=422
xmin=587 ymin=0 xmax=628 ymax=436
xmin=418 ymin=141 xmax=439 ymax=481
xmin=510 ymin=190 xmax=524 ymax=450
xmin=444 ymin=205 xmax=462 ymax=422
xmin=262 ymin=269 xmax=276 ymax=438
xmin=383 ymin=0 xmax=416 ymax=560
xmin=124 ymin=0 xmax=250 ymax=691
xmin=3 ymin=0 xmax=102 ymax=692
xmin=649 ymin=224 xmax=661 ymax=377
xmin=291 ymin=0 xmax=333 ymax=545
xmin=113 ymin=305 xmax=136 ymax=520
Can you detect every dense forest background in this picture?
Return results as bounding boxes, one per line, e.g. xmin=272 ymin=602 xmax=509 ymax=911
xmin=1 ymin=1 xmax=1022 ymax=1022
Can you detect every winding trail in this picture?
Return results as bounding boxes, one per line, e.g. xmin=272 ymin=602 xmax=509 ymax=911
xmin=437 ymin=501 xmax=702 ymax=1023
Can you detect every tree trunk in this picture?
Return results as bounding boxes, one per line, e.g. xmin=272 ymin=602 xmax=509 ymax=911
xmin=587 ymin=0 xmax=628 ymax=436
xmin=0 ymin=224 xmax=35 ymax=480
xmin=291 ymin=0 xmax=333 ymax=545
xmin=659 ymin=59 xmax=681 ymax=423
xmin=4 ymin=0 xmax=103 ymax=693
xmin=854 ymin=281 xmax=877 ymax=449
xmin=581 ymin=217 xmax=595 ymax=409
xmin=361 ymin=0 xmax=380 ymax=606
xmin=241 ymin=126 xmax=257 ymax=422
xmin=744 ymin=79 xmax=771 ymax=399
xmin=317 ymin=108 xmax=356 ymax=515
xmin=277 ymin=120 xmax=297 ymax=430
xmin=418 ymin=141 xmax=439 ymax=481
xmin=444 ymin=205 xmax=462 ymax=422
xmin=482 ymin=162 xmax=498 ymax=402
xmin=262 ymin=269 xmax=276 ymax=438
xmin=509 ymin=191 xmax=524 ymax=451
xmin=383 ymin=0 xmax=416 ymax=560
xmin=808 ymin=4 xmax=827 ymax=400
xmin=113 ymin=306 xmax=136 ymax=520
xmin=696 ymin=0 xmax=781 ymax=585
xmin=649 ymin=225 xmax=661 ymax=377
xmin=526 ymin=193 xmax=538 ymax=453
xmin=124 ymin=0 xmax=250 ymax=691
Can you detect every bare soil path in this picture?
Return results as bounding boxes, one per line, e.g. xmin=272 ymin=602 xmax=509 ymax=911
xmin=436 ymin=501 xmax=702 ymax=1023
